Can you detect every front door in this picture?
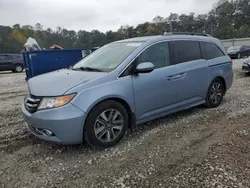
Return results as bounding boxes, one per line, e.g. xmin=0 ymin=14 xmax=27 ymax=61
xmin=132 ymin=41 xmax=178 ymax=122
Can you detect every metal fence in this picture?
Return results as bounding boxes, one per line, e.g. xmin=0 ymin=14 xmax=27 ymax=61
xmin=221 ymin=37 xmax=250 ymax=50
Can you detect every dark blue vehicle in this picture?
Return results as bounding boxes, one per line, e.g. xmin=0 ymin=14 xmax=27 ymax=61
xmin=227 ymin=45 xmax=250 ymax=59
xmin=0 ymin=54 xmax=24 ymax=73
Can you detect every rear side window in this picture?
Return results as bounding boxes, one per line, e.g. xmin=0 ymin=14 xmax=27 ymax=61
xmin=171 ymin=41 xmax=201 ymax=64
xmin=200 ymin=42 xmax=224 ymax=60
xmin=0 ymin=55 xmax=8 ymax=60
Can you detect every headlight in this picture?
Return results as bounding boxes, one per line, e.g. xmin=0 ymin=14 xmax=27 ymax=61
xmin=243 ymin=60 xmax=250 ymax=65
xmin=38 ymin=94 xmax=75 ymax=110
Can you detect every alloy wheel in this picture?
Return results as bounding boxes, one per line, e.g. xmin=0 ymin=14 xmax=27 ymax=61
xmin=94 ymin=109 xmax=124 ymax=143
xmin=210 ymin=82 xmax=223 ymax=105
xmin=15 ymin=65 xmax=23 ymax=72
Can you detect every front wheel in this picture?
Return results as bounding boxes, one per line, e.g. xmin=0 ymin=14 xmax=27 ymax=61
xmin=205 ymin=79 xmax=225 ymax=108
xmin=84 ymin=100 xmax=128 ymax=148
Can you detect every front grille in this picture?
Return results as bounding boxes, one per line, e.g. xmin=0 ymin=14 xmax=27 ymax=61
xmin=25 ymin=94 xmax=42 ymax=113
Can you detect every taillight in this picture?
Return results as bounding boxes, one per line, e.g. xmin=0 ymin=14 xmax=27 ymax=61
xmin=230 ymin=60 xmax=233 ymax=68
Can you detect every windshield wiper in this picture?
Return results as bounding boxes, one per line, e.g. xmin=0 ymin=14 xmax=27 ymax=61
xmin=72 ymin=66 xmax=104 ymax=72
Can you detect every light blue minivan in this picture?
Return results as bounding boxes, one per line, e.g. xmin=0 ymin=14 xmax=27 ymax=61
xmin=22 ymin=33 xmax=233 ymax=147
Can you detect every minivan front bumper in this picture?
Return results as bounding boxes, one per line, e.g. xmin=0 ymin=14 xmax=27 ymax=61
xmin=242 ymin=64 xmax=250 ymax=73
xmin=22 ymin=103 xmax=86 ymax=144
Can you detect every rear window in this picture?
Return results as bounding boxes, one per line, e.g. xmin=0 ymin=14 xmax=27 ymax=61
xmin=200 ymin=42 xmax=224 ymax=60
xmin=171 ymin=40 xmax=201 ymax=64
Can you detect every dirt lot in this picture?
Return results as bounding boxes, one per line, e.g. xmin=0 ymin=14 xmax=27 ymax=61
xmin=1 ymin=59 xmax=250 ymax=188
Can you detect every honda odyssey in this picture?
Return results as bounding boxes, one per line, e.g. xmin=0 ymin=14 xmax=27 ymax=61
xmin=22 ymin=33 xmax=233 ymax=147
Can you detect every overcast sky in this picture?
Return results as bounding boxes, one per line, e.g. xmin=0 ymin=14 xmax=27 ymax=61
xmin=0 ymin=0 xmax=217 ymax=32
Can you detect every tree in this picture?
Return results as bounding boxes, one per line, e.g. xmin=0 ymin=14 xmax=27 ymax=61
xmin=152 ymin=16 xmax=164 ymax=24
xmin=1 ymin=0 xmax=250 ymax=53
xmin=35 ymin=23 xmax=43 ymax=31
xmin=13 ymin=24 xmax=21 ymax=30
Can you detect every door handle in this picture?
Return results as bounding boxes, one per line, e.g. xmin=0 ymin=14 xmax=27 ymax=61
xmin=167 ymin=75 xmax=175 ymax=81
xmin=177 ymin=72 xmax=186 ymax=78
xmin=167 ymin=72 xmax=186 ymax=81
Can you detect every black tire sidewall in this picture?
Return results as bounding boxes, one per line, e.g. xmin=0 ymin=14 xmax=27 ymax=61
xmin=205 ymin=79 xmax=225 ymax=108
xmin=84 ymin=100 xmax=128 ymax=148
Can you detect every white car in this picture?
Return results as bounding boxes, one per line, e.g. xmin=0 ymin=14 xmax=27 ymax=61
xmin=242 ymin=56 xmax=250 ymax=73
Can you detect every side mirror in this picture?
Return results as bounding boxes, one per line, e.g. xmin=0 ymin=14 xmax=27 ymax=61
xmin=135 ymin=62 xmax=155 ymax=74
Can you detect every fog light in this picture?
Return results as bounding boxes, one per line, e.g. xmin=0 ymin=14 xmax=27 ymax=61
xmin=42 ymin=129 xmax=53 ymax=136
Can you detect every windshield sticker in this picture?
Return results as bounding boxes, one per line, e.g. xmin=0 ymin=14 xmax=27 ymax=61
xmin=126 ymin=43 xmax=142 ymax=47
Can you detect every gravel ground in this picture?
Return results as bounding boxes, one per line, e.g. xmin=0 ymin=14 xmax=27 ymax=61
xmin=1 ymin=59 xmax=250 ymax=188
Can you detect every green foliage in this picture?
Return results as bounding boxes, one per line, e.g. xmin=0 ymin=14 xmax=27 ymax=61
xmin=0 ymin=0 xmax=250 ymax=53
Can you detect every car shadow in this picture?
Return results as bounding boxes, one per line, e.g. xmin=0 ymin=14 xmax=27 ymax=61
xmin=0 ymin=71 xmax=24 ymax=75
xmin=0 ymin=71 xmax=14 ymax=74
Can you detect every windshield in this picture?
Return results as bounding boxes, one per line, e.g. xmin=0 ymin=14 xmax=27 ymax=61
xmin=72 ymin=42 xmax=143 ymax=72
xmin=227 ymin=46 xmax=241 ymax=51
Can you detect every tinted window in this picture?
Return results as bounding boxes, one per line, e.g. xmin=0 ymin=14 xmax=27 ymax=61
xmin=200 ymin=42 xmax=224 ymax=60
xmin=172 ymin=41 xmax=201 ymax=64
xmin=135 ymin=42 xmax=170 ymax=69
xmin=120 ymin=64 xmax=133 ymax=77
xmin=0 ymin=55 xmax=8 ymax=60
xmin=243 ymin=46 xmax=250 ymax=50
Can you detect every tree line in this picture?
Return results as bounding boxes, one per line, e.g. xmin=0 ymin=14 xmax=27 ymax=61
xmin=0 ymin=0 xmax=250 ymax=53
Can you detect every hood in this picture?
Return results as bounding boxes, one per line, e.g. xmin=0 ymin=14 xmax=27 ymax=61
xmin=28 ymin=69 xmax=106 ymax=96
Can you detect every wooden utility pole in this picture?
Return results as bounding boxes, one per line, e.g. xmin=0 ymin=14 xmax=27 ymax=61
xmin=233 ymin=0 xmax=240 ymax=46
xmin=169 ymin=12 xmax=173 ymax=32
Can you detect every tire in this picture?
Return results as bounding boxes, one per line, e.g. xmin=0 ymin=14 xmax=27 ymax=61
xmin=14 ymin=64 xmax=23 ymax=73
xmin=205 ymin=78 xmax=225 ymax=108
xmin=84 ymin=100 xmax=128 ymax=148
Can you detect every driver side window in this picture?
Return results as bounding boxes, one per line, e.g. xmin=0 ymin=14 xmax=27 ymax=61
xmin=135 ymin=42 xmax=171 ymax=69
xmin=119 ymin=42 xmax=171 ymax=78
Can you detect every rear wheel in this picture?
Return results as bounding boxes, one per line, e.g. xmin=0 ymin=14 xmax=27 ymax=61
xmin=205 ymin=78 xmax=225 ymax=108
xmin=84 ymin=100 xmax=128 ymax=148
xmin=14 ymin=64 xmax=23 ymax=73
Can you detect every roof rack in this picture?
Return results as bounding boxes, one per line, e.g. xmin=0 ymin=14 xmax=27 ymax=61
xmin=163 ymin=32 xmax=211 ymax=37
